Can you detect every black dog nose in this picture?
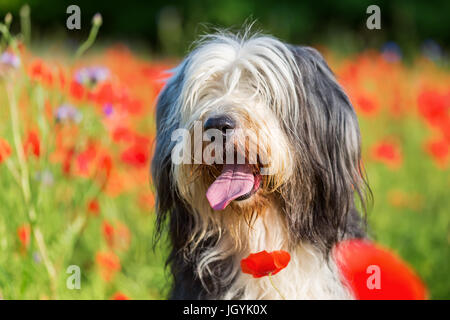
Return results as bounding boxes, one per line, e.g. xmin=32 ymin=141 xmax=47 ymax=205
xmin=203 ymin=115 xmax=236 ymax=134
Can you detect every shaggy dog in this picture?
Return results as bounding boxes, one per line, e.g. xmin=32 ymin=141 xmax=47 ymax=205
xmin=151 ymin=31 xmax=370 ymax=299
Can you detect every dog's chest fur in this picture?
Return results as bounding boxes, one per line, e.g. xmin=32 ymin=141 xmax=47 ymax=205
xmin=212 ymin=206 xmax=353 ymax=299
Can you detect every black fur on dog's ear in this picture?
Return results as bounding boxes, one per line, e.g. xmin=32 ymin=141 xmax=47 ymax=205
xmin=151 ymin=64 xmax=208 ymax=299
xmin=280 ymin=46 xmax=370 ymax=254
xmin=151 ymin=66 xmax=181 ymax=240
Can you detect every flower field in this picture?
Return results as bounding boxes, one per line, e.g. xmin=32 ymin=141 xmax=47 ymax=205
xmin=0 ymin=14 xmax=449 ymax=300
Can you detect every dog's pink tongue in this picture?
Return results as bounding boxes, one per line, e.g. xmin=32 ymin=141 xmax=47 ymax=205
xmin=206 ymin=164 xmax=255 ymax=211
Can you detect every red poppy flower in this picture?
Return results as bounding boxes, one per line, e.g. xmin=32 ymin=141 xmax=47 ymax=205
xmin=355 ymin=93 xmax=379 ymax=116
xmin=29 ymin=59 xmax=44 ymax=79
xmin=122 ymin=97 xmax=143 ymax=114
xmin=57 ymin=66 xmax=66 ymax=90
xmin=111 ymin=292 xmax=130 ymax=300
xmin=334 ymin=239 xmax=427 ymax=300
xmin=417 ymin=88 xmax=449 ymax=128
xmin=23 ymin=131 xmax=41 ymax=158
xmin=98 ymin=153 xmax=113 ymax=178
xmin=102 ymin=220 xmax=115 ymax=248
xmin=87 ymin=199 xmax=100 ymax=216
xmin=120 ymin=144 xmax=149 ymax=168
xmin=29 ymin=59 xmax=53 ymax=86
xmin=62 ymin=148 xmax=75 ymax=175
xmin=76 ymin=143 xmax=98 ymax=176
xmin=425 ymin=138 xmax=449 ymax=168
xmin=141 ymin=64 xmax=170 ymax=96
xmin=0 ymin=138 xmax=12 ymax=163
xmin=371 ymin=141 xmax=402 ymax=169
xmin=241 ymin=250 xmax=291 ymax=278
xmin=17 ymin=224 xmax=31 ymax=248
xmin=90 ymin=82 xmax=116 ymax=106
xmin=69 ymin=80 xmax=85 ymax=100
xmin=112 ymin=127 xmax=136 ymax=143
xmin=101 ymin=220 xmax=131 ymax=251
xmin=96 ymin=251 xmax=121 ymax=282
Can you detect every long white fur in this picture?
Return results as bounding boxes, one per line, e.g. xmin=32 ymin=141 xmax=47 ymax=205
xmin=222 ymin=206 xmax=353 ymax=299
xmin=167 ymin=33 xmax=353 ymax=299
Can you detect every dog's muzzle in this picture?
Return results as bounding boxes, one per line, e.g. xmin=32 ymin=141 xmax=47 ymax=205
xmin=203 ymin=114 xmax=262 ymax=211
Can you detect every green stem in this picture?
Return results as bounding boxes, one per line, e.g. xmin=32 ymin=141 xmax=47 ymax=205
xmin=268 ymin=273 xmax=286 ymax=300
xmin=0 ymin=23 xmax=11 ymax=45
xmin=74 ymin=14 xmax=102 ymax=60
xmin=1 ymin=13 xmax=12 ymax=49
xmin=5 ymin=82 xmax=57 ymax=299
xmin=19 ymin=5 xmax=31 ymax=46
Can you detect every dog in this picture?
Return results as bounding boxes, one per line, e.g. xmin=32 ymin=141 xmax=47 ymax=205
xmin=151 ymin=31 xmax=370 ymax=299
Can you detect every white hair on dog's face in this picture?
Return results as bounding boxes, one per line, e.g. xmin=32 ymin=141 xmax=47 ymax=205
xmin=152 ymin=31 xmax=369 ymax=299
xmin=167 ymin=34 xmax=300 ymax=248
xmin=168 ymin=34 xmax=301 ymax=179
xmin=176 ymin=34 xmax=303 ymax=125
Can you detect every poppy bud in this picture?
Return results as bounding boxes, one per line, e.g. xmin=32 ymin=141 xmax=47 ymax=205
xmin=92 ymin=13 xmax=102 ymax=27
xmin=5 ymin=13 xmax=12 ymax=25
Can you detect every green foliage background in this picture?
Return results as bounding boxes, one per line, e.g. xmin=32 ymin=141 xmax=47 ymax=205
xmin=0 ymin=0 xmax=449 ymax=56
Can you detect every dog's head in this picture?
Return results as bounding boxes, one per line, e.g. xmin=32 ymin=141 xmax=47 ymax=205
xmin=152 ymin=32 xmax=369 ymax=254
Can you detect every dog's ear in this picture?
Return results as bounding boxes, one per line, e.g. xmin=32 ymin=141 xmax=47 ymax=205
xmin=281 ymin=46 xmax=369 ymax=253
xmin=151 ymin=65 xmax=213 ymax=298
xmin=151 ymin=70 xmax=177 ymax=234
xmin=151 ymin=64 xmax=194 ymax=244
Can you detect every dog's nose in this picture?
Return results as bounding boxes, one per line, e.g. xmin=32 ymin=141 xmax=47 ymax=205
xmin=204 ymin=115 xmax=236 ymax=134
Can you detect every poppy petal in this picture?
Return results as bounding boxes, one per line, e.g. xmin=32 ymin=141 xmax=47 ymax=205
xmin=241 ymin=250 xmax=291 ymax=278
xmin=334 ymin=239 xmax=427 ymax=300
xmin=272 ymin=250 xmax=291 ymax=269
